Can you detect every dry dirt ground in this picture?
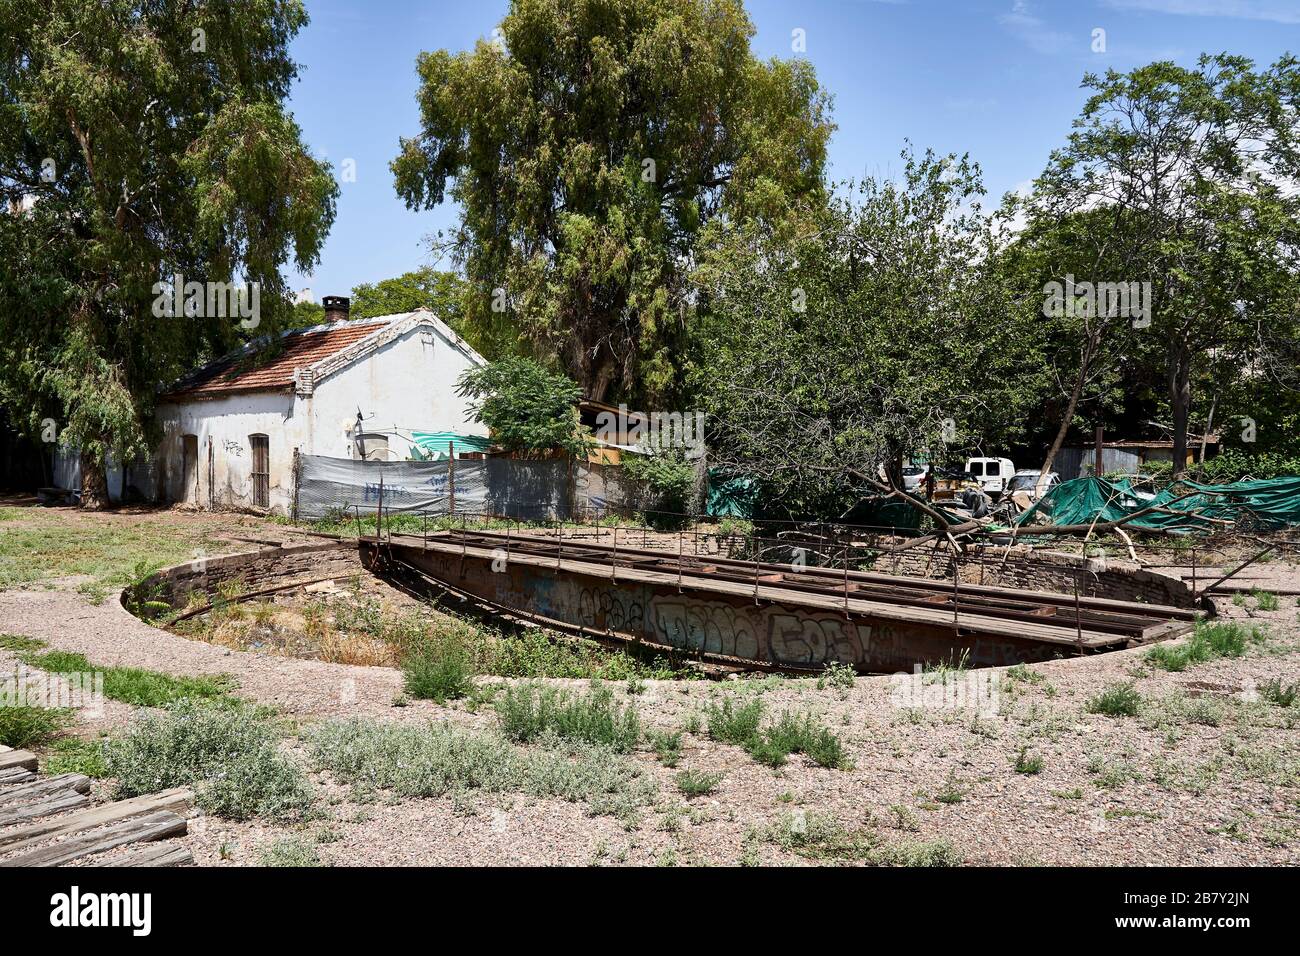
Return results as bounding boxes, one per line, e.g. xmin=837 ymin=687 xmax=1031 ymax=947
xmin=2 ymin=501 xmax=1298 ymax=866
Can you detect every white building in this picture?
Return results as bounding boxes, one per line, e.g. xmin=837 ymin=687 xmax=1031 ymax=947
xmin=149 ymin=297 xmax=487 ymax=513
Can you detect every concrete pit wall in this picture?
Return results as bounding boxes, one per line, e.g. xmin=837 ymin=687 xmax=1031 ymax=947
xmin=125 ymin=541 xmax=363 ymax=612
xmin=882 ymin=543 xmax=1196 ymax=609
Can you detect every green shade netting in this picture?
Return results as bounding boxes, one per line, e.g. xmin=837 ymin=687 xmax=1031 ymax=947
xmin=410 ymin=431 xmax=494 ymax=460
xmin=706 ymin=471 xmax=757 ymax=518
xmin=1014 ymin=476 xmax=1300 ymax=533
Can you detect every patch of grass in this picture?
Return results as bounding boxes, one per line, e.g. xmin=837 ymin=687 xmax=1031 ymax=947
xmin=41 ymin=735 xmax=110 ymax=777
xmin=20 ymin=648 xmax=236 ymax=708
xmin=704 ymin=696 xmax=764 ymax=746
xmin=306 ymin=717 xmax=656 ymax=813
xmin=494 ymin=681 xmax=640 ymax=752
xmin=922 ymin=649 xmax=971 ymax=685
xmin=401 ymin=641 xmax=474 ymax=703
xmin=762 ymin=810 xmax=959 ymax=866
xmin=648 ymin=730 xmax=683 ymax=767
xmin=1005 ymin=663 xmax=1044 ymax=684
xmin=1146 ymin=621 xmax=1266 ymax=672
xmin=108 ymin=699 xmax=313 ymax=821
xmin=675 ymin=768 xmax=723 ymax=798
xmin=816 ymin=661 xmax=856 ymax=694
xmin=704 ymin=696 xmax=850 ymax=769
xmin=1259 ymin=679 xmax=1298 ymax=708
xmin=0 ymin=705 xmax=73 ymax=748
xmin=1252 ymin=588 xmax=1280 ymax=612
xmin=1085 ymin=682 xmax=1142 ymax=717
xmin=935 ymin=772 xmax=966 ymax=804
xmin=259 ymin=837 xmax=323 ymax=867
xmin=0 ymin=633 xmax=46 ymax=653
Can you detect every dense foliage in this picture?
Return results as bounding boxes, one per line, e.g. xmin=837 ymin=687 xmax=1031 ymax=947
xmin=456 ymin=357 xmax=591 ymax=456
xmin=392 ymin=0 xmax=832 ymax=403
xmin=0 ymin=0 xmax=337 ymax=505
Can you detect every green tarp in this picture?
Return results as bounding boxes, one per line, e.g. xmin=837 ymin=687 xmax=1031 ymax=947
xmin=410 ymin=431 xmax=494 ymax=460
xmin=706 ymin=471 xmax=757 ymax=518
xmin=1014 ymin=476 xmax=1300 ymax=533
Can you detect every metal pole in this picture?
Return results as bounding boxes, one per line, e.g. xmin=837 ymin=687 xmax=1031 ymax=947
xmin=1074 ymin=569 xmax=1084 ymax=655
xmin=448 ymin=441 xmax=456 ymax=514
xmin=611 ymin=524 xmax=618 ymax=582
xmin=843 ymin=542 xmax=850 ymax=616
xmin=1191 ymin=546 xmax=1197 ymax=596
xmin=678 ymin=527 xmax=684 ymax=591
xmin=953 ymin=553 xmax=960 ymax=627
xmin=753 ymin=534 xmax=760 ymax=605
xmin=556 ymin=518 xmax=562 ymax=569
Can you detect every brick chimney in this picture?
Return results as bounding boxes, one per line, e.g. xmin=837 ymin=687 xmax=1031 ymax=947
xmin=322 ymin=295 xmax=350 ymax=323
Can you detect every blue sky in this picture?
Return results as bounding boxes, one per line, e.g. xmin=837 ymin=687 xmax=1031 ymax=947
xmin=285 ymin=0 xmax=1300 ymax=299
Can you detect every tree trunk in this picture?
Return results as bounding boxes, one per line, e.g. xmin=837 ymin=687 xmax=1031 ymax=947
xmin=79 ymin=447 xmax=110 ymax=510
xmin=587 ymin=355 xmax=617 ymax=403
xmin=1038 ymin=330 xmax=1099 ymax=496
xmin=1169 ymin=341 xmax=1193 ymax=478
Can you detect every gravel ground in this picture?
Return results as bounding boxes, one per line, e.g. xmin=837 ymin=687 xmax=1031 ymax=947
xmin=2 ymin=508 xmax=1298 ymax=867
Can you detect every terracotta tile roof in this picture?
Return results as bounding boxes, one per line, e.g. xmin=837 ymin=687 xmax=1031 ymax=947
xmin=162 ymin=318 xmax=391 ymax=401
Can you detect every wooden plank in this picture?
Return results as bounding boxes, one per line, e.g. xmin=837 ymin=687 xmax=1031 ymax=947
xmin=87 ymin=842 xmax=193 ymax=868
xmin=0 ymin=768 xmax=37 ymax=787
xmin=0 ymin=810 xmax=186 ymax=867
xmin=0 ymin=773 xmax=91 ymax=806
xmin=0 ymin=750 xmax=37 ymax=773
xmin=0 ymin=790 xmax=90 ymax=827
xmin=0 ymin=787 xmax=192 ymax=851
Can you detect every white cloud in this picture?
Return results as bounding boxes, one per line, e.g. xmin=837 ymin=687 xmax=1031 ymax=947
xmin=1102 ymin=0 xmax=1300 ymax=24
xmin=1000 ymin=1 xmax=1073 ymax=56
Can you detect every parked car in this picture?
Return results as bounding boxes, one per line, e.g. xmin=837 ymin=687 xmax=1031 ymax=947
xmin=1006 ymin=470 xmax=1061 ymax=499
xmin=902 ymin=464 xmax=930 ymax=491
xmin=964 ymin=457 xmax=1016 ymax=496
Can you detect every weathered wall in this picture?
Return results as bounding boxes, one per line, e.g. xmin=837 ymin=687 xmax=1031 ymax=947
xmin=132 ymin=541 xmax=363 ymax=610
xmin=152 ymin=322 xmax=487 ymax=514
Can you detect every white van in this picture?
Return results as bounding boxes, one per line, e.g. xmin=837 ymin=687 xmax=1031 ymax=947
xmin=964 ymin=457 xmax=1016 ymax=496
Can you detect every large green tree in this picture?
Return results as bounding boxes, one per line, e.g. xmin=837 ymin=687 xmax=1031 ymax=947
xmin=392 ymin=0 xmax=832 ymax=403
xmin=691 ymin=149 xmax=1045 ymax=517
xmin=0 ymin=0 xmax=337 ymax=505
xmin=1033 ymin=54 xmax=1300 ymax=475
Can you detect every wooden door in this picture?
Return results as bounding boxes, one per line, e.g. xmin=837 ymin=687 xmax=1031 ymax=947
xmin=249 ymin=434 xmax=269 ymax=508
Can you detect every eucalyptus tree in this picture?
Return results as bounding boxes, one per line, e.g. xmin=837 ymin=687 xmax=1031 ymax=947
xmin=0 ymin=0 xmax=337 ymax=505
xmin=1032 ymin=54 xmax=1300 ymax=475
xmin=392 ymin=0 xmax=833 ymax=403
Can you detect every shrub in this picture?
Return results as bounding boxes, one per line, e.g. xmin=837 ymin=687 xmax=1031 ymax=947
xmin=1259 ymin=679 xmax=1298 ymax=708
xmin=675 ymin=768 xmax=724 ymax=798
xmin=1014 ymin=747 xmax=1044 ymax=775
xmin=1252 ymin=589 xmax=1280 ymax=612
xmin=259 ymin=837 xmax=323 ymax=867
xmin=1145 ymin=621 xmax=1262 ymax=672
xmin=107 ymin=700 xmax=313 ymax=821
xmin=704 ymin=697 xmax=764 ymax=746
xmin=648 ymin=730 xmax=683 ymax=767
xmin=306 ymin=718 xmax=655 ymax=810
xmin=1085 ymin=682 xmax=1142 ymax=717
xmin=705 ymin=697 xmax=850 ymax=769
xmin=402 ymin=641 xmax=474 ymax=703
xmin=0 ymin=705 xmax=72 ymax=748
xmin=494 ymin=681 xmax=640 ymax=752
